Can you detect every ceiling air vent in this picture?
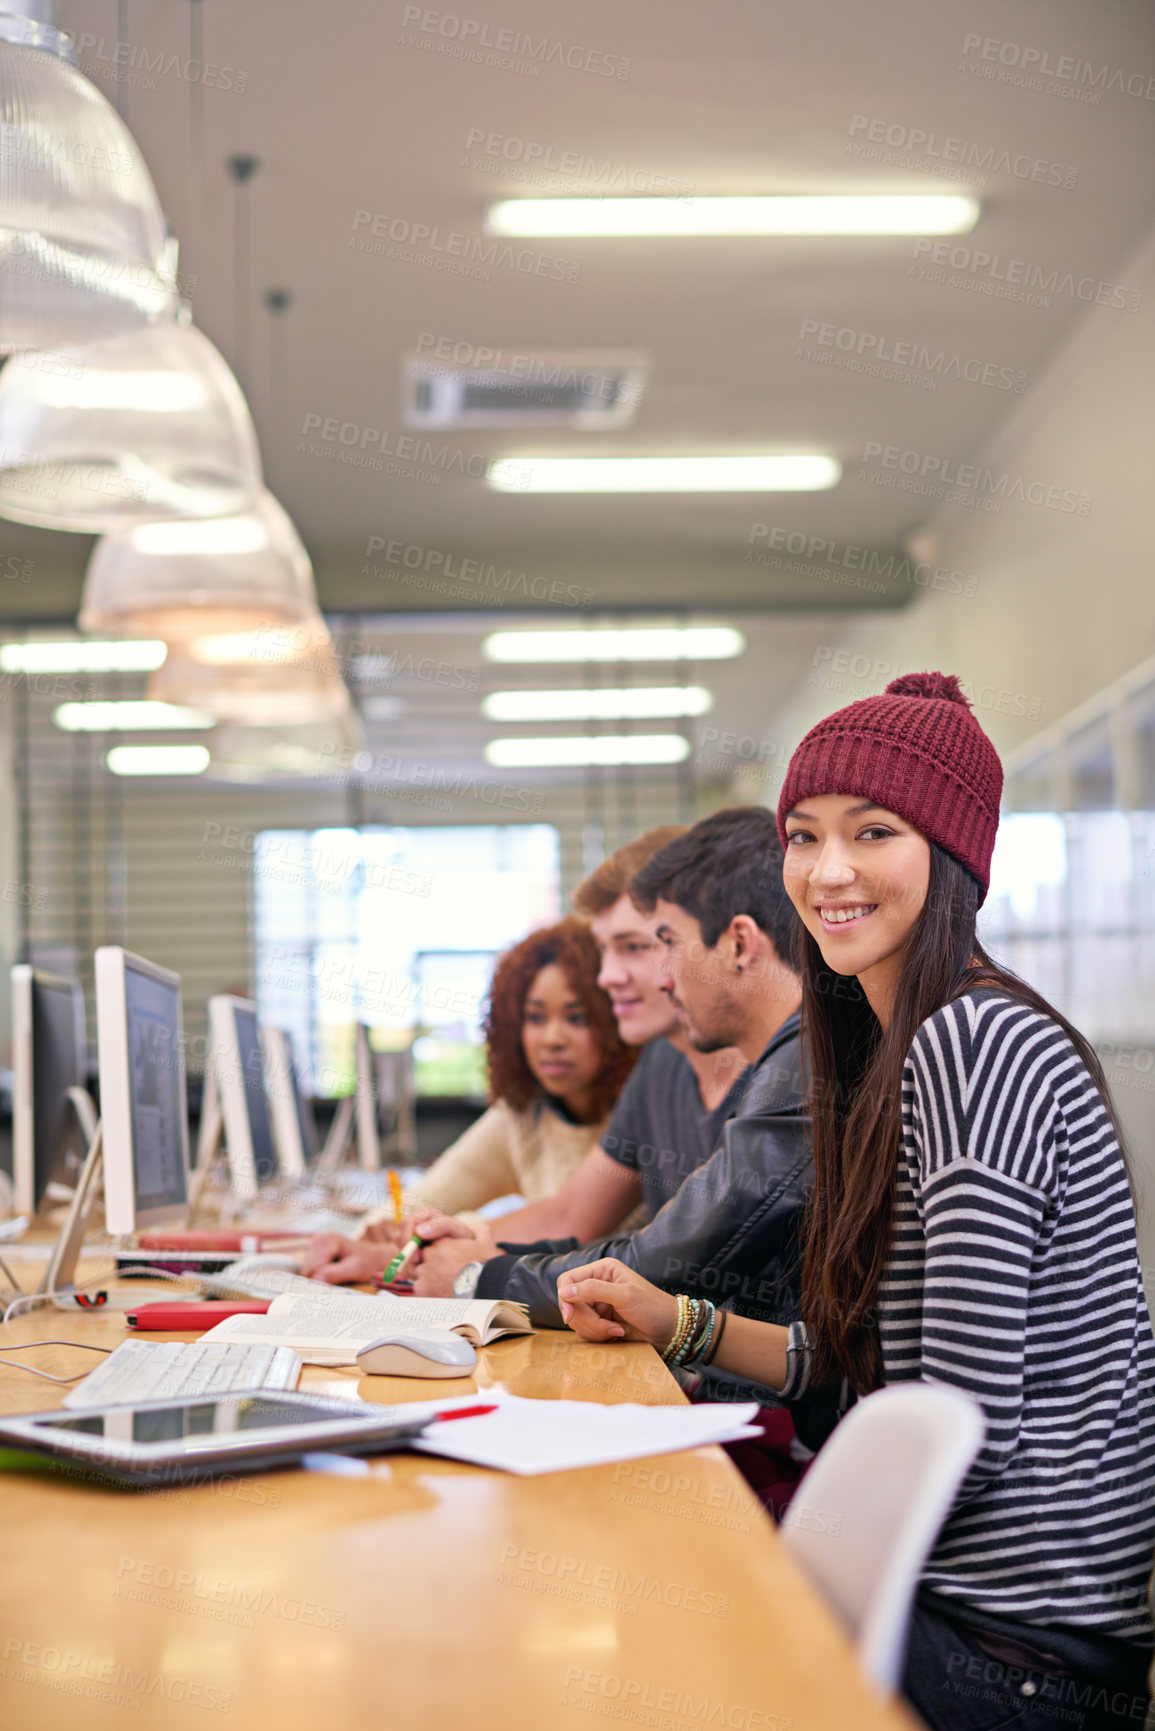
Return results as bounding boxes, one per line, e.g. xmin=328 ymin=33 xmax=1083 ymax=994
xmin=401 ymin=349 xmax=648 ymax=430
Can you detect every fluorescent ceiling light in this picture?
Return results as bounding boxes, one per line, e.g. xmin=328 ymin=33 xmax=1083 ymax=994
xmin=484 ymin=627 xmax=745 ymax=663
xmin=485 ymin=735 xmax=690 ymax=768
xmin=486 ymin=195 xmax=980 ymax=238
xmin=484 ymin=686 xmax=713 ymax=722
xmin=0 ymin=639 xmax=167 ymax=673
xmin=54 ymin=701 xmax=212 ymax=732
xmin=488 ymin=456 xmax=839 ymax=493
xmin=106 ymin=744 xmax=211 ymax=776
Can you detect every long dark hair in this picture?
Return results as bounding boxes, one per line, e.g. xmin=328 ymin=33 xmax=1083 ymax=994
xmin=799 ymin=843 xmax=1128 ymax=1394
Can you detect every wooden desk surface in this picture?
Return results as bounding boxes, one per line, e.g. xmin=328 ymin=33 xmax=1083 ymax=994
xmin=0 ymin=1257 xmax=918 ymax=1731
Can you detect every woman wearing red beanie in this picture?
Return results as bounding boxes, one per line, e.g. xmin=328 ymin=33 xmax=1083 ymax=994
xmin=558 ymin=673 xmax=1155 ymax=1731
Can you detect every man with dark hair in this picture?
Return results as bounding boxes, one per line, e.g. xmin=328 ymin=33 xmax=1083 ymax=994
xmin=630 ymin=806 xmax=801 ymax=971
xmin=414 ymin=809 xmax=812 ymax=1432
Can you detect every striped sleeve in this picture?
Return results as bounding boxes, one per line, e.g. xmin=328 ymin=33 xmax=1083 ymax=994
xmin=902 ymin=999 xmax=1063 ymax=1501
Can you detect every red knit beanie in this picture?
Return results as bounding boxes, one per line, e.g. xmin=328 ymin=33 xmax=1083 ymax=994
xmin=776 ymin=671 xmax=1003 ymax=901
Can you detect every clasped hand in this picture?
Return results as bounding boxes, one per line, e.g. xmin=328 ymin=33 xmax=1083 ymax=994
xmin=558 ymin=1260 xmax=679 ymax=1350
xmin=300 ymin=1208 xmax=498 ymax=1292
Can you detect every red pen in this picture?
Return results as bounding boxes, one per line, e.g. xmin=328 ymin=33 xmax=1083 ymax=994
xmin=432 ymin=1404 xmax=498 ymax=1423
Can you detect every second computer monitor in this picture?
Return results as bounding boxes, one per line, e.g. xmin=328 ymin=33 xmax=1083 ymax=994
xmin=260 ymin=1025 xmax=318 ymax=1180
xmin=11 ymin=964 xmax=90 ymax=1215
xmin=96 ymin=946 xmax=191 ymax=1236
xmin=354 ymin=1022 xmax=381 ymax=1172
xmin=208 ymin=995 xmax=278 ymax=1199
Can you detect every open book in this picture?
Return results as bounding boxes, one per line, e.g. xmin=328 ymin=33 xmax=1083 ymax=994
xmin=200 ymin=1289 xmax=532 ymax=1366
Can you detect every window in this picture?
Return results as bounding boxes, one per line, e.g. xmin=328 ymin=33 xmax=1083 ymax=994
xmin=980 ymin=811 xmax=1155 ymax=1042
xmin=253 ymin=824 xmax=560 ymax=1096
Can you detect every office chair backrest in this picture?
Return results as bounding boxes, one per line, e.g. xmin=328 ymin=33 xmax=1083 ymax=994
xmin=779 ymin=1383 xmax=984 ymax=1694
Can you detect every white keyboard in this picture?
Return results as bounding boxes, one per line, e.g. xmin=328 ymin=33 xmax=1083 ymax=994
xmin=62 ymin=1338 xmax=302 ymax=1409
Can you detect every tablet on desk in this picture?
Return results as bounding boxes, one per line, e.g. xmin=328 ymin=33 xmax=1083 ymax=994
xmin=0 ymin=1391 xmax=428 ymax=1486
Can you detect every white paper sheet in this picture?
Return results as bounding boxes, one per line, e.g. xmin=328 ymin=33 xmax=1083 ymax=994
xmin=412 ymin=1392 xmax=764 ymax=1476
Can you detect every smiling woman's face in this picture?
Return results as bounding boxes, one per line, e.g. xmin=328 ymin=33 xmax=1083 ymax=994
xmin=781 ymin=793 xmax=932 ymax=1021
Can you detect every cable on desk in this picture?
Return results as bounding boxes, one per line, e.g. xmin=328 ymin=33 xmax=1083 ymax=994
xmin=3 ymin=1265 xmax=201 ymax=1325
xmin=0 ymin=1340 xmax=114 ymax=1383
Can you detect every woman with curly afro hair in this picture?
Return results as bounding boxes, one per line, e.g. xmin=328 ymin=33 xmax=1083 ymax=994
xmin=303 ymin=918 xmax=642 ymax=1283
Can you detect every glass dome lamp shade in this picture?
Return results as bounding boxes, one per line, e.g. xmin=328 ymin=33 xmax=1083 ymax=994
xmin=203 ymin=708 xmax=366 ymax=784
xmin=146 ymin=616 xmax=353 ymax=725
xmin=0 ymin=316 xmax=263 ymax=530
xmin=0 ymin=6 xmax=176 ymax=352
xmin=78 ymin=490 xmax=319 ymax=640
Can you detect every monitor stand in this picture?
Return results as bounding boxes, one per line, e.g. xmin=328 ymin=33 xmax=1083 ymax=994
xmin=187 ymin=1066 xmax=227 ymax=1221
xmin=39 ymin=1086 xmax=104 ymax=1300
xmin=315 ymin=1094 xmax=355 ymax=1180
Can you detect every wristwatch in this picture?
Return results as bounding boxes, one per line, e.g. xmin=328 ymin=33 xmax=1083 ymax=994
xmin=453 ymin=1260 xmax=484 ymax=1299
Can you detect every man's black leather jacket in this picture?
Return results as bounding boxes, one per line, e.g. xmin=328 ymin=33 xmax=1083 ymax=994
xmin=476 ymin=1012 xmax=812 ymax=1404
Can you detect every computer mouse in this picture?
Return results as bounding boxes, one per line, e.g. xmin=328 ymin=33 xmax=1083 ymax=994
xmin=355 ymin=1327 xmax=478 ymax=1378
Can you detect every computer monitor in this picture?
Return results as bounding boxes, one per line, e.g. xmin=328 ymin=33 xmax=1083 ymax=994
xmin=208 ymin=995 xmax=278 ymax=1199
xmin=354 ymin=1022 xmax=381 ymax=1172
xmin=96 ymin=947 xmax=190 ymax=1235
xmin=11 ymin=964 xmax=92 ymax=1215
xmin=260 ymin=1025 xmax=318 ymax=1180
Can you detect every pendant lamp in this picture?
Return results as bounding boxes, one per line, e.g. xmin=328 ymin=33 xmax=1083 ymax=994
xmin=0 ymin=2 xmax=176 ymax=351
xmin=0 ymin=312 xmax=263 ymax=529
xmin=78 ymin=489 xmax=318 ymax=640
xmin=203 ymin=707 xmax=365 ymax=784
xmin=146 ymin=614 xmax=352 ymax=725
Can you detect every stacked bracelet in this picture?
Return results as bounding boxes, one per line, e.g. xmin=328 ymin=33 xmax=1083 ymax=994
xmin=661 ymin=1294 xmax=695 ymax=1365
xmin=660 ymin=1295 xmax=723 ymax=1370
xmin=683 ymin=1299 xmax=716 ymax=1366
xmin=700 ymin=1307 xmax=727 ymax=1367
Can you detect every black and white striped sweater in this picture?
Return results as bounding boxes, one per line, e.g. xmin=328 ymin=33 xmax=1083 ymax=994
xmin=783 ymin=988 xmax=1155 ymax=1640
